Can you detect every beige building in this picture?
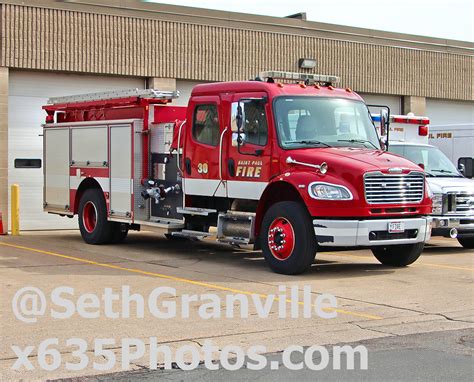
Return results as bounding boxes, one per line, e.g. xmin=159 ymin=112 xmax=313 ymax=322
xmin=0 ymin=0 xmax=473 ymax=230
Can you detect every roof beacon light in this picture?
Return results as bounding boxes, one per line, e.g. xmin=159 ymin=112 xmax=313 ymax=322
xmin=259 ymin=71 xmax=340 ymax=86
xmin=391 ymin=116 xmax=430 ymax=125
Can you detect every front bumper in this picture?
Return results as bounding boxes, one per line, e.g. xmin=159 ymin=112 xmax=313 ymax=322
xmin=314 ymin=217 xmax=432 ymax=247
xmin=431 ymin=215 xmax=474 ymax=237
xmin=431 ymin=216 xmax=474 ymax=230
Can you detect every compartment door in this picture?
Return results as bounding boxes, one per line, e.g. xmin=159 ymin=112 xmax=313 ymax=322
xmin=44 ymin=128 xmax=70 ymax=211
xmin=110 ymin=125 xmax=132 ymax=219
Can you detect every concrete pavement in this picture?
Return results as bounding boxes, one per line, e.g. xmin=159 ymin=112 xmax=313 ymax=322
xmin=0 ymin=231 xmax=472 ymax=380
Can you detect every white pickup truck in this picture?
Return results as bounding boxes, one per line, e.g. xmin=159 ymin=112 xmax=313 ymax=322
xmin=373 ymin=113 xmax=474 ymax=249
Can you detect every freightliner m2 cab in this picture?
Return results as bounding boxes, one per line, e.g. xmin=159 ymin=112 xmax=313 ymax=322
xmin=379 ymin=114 xmax=474 ymax=249
xmin=42 ymin=71 xmax=433 ymax=274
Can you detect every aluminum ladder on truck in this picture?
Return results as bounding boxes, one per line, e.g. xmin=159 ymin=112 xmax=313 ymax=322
xmin=46 ymin=88 xmax=180 ymax=105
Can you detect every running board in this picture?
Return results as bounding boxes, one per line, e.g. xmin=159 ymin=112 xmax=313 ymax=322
xmin=217 ymin=237 xmax=251 ymax=245
xmin=135 ymin=219 xmax=185 ymax=230
xmin=171 ymin=230 xmax=213 ymax=239
xmin=176 ymin=207 xmax=217 ymax=216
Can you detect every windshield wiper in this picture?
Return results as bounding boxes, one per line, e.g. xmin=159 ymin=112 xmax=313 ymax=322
xmin=286 ymin=140 xmax=332 ymax=148
xmin=337 ymin=139 xmax=378 ymax=150
xmin=431 ymin=169 xmax=462 ymax=177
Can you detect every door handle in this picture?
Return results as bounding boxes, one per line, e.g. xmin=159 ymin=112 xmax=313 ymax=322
xmin=185 ymin=158 xmax=191 ymax=175
xmin=228 ymin=158 xmax=235 ymax=177
xmin=219 ymin=127 xmax=228 ymax=180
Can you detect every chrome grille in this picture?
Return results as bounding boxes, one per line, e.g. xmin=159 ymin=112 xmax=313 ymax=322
xmin=456 ymin=193 xmax=474 ymax=214
xmin=364 ymin=172 xmax=425 ymax=204
xmin=447 ymin=192 xmax=474 ymax=215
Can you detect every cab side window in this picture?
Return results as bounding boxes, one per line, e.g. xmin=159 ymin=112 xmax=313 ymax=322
xmin=243 ymin=101 xmax=268 ymax=146
xmin=193 ymin=104 xmax=219 ymax=146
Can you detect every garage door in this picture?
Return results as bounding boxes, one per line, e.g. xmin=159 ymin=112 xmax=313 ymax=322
xmin=426 ymin=99 xmax=474 ymax=125
xmin=176 ymin=80 xmax=206 ymax=106
xmin=359 ymin=93 xmax=402 ymax=115
xmin=8 ymin=71 xmax=144 ymax=230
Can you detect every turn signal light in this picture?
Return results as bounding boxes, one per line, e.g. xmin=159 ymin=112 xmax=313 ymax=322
xmin=418 ymin=125 xmax=429 ymax=136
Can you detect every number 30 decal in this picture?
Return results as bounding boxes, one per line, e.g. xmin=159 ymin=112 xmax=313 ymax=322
xmin=197 ymin=162 xmax=209 ymax=174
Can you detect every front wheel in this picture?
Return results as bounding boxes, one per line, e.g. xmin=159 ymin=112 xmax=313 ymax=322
xmin=371 ymin=242 xmax=424 ymax=266
xmin=260 ymin=201 xmax=317 ymax=275
xmin=457 ymin=237 xmax=474 ymax=249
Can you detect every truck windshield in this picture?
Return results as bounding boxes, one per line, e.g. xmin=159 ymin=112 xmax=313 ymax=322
xmin=274 ymin=97 xmax=380 ymax=150
xmin=389 ymin=145 xmax=462 ymax=177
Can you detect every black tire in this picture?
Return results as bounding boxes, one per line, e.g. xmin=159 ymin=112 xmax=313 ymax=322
xmin=78 ymin=189 xmax=114 ymax=244
xmin=110 ymin=223 xmax=129 ymax=244
xmin=371 ymin=242 xmax=424 ymax=266
xmin=260 ymin=201 xmax=317 ymax=275
xmin=457 ymin=237 xmax=474 ymax=249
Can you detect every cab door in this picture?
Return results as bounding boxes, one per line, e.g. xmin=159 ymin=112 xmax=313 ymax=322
xmin=183 ymin=96 xmax=226 ymax=197
xmin=226 ymin=93 xmax=272 ymax=200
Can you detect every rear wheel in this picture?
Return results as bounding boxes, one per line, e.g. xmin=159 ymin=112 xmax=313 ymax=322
xmin=260 ymin=201 xmax=317 ymax=275
xmin=78 ymin=189 xmax=114 ymax=244
xmin=371 ymin=242 xmax=424 ymax=266
xmin=457 ymin=237 xmax=474 ymax=249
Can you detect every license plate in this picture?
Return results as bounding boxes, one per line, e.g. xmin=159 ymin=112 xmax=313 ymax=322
xmin=388 ymin=221 xmax=405 ymax=233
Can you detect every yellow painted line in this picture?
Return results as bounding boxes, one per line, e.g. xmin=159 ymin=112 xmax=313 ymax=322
xmin=0 ymin=242 xmax=382 ymax=320
xmin=319 ymin=251 xmax=474 ymax=272
xmin=417 ymin=263 xmax=474 ymax=271
xmin=322 ymin=252 xmax=372 ymax=260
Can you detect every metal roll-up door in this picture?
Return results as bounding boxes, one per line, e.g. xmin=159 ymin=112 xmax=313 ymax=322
xmin=8 ymin=70 xmax=144 ymax=230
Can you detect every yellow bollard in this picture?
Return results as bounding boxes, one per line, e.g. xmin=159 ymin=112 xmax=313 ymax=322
xmin=11 ymin=184 xmax=20 ymax=236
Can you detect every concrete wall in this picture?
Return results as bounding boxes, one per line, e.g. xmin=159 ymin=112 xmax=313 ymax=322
xmin=403 ymin=96 xmax=426 ymax=115
xmin=0 ymin=67 xmax=7 ymax=232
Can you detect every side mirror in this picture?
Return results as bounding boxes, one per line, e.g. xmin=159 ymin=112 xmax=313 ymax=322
xmin=230 ymin=98 xmax=266 ymax=156
xmin=380 ymin=109 xmax=389 ymax=136
xmin=231 ymin=102 xmax=246 ymax=147
xmin=368 ymin=104 xmax=390 ymax=150
xmin=458 ymin=157 xmax=473 ymax=178
xmin=231 ymin=132 xmax=246 ymax=147
xmin=380 ymin=109 xmax=390 ymax=150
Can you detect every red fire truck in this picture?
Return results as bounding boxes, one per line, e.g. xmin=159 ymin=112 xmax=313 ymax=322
xmin=42 ymin=71 xmax=433 ymax=274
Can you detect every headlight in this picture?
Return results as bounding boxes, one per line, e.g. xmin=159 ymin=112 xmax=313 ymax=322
xmin=426 ymin=182 xmax=433 ymax=198
xmin=432 ymin=193 xmax=443 ymax=215
xmin=308 ymin=182 xmax=353 ymax=200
